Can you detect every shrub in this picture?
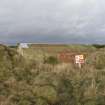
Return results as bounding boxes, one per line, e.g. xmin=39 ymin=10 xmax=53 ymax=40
xmin=44 ymin=56 xmax=59 ymax=65
xmin=32 ymin=72 xmax=75 ymax=105
xmin=92 ymin=44 xmax=105 ymax=49
xmin=94 ymin=53 xmax=105 ymax=69
xmin=86 ymin=51 xmax=105 ymax=69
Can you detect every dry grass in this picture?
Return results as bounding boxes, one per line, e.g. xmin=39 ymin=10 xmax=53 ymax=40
xmin=0 ymin=44 xmax=105 ymax=105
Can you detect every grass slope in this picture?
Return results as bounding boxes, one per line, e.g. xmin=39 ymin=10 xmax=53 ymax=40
xmin=0 ymin=44 xmax=105 ymax=105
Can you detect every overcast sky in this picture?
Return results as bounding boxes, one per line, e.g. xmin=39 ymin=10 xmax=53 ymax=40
xmin=0 ymin=0 xmax=105 ymax=44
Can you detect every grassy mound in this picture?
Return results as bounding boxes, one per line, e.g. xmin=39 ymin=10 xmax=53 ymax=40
xmin=0 ymin=45 xmax=75 ymax=105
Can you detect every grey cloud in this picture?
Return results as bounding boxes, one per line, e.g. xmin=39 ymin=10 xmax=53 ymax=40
xmin=0 ymin=0 xmax=105 ymax=44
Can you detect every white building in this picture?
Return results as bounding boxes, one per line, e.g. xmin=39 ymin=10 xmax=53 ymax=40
xmin=17 ymin=43 xmax=29 ymax=56
xmin=19 ymin=43 xmax=29 ymax=49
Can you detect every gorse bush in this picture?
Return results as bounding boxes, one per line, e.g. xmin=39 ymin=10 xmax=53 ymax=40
xmin=44 ymin=56 xmax=59 ymax=65
xmin=0 ymin=45 xmax=105 ymax=105
xmin=32 ymin=72 xmax=75 ymax=105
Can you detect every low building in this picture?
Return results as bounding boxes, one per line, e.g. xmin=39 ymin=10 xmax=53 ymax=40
xmin=17 ymin=43 xmax=29 ymax=56
xmin=18 ymin=43 xmax=29 ymax=49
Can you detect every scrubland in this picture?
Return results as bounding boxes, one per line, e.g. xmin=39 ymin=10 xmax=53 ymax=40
xmin=0 ymin=44 xmax=105 ymax=105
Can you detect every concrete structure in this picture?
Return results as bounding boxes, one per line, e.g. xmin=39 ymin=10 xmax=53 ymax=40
xmin=19 ymin=43 xmax=29 ymax=48
xmin=17 ymin=43 xmax=29 ymax=56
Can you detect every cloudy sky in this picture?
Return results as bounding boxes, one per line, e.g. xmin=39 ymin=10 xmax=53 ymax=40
xmin=0 ymin=0 xmax=105 ymax=44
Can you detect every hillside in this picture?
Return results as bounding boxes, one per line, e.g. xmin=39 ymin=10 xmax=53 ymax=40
xmin=22 ymin=44 xmax=97 ymax=63
xmin=0 ymin=44 xmax=105 ymax=105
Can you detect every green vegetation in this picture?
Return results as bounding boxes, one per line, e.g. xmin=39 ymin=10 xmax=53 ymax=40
xmin=92 ymin=44 xmax=105 ymax=49
xmin=9 ymin=45 xmax=17 ymax=48
xmin=67 ymin=44 xmax=96 ymax=52
xmin=44 ymin=56 xmax=59 ymax=65
xmin=0 ymin=44 xmax=105 ymax=105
